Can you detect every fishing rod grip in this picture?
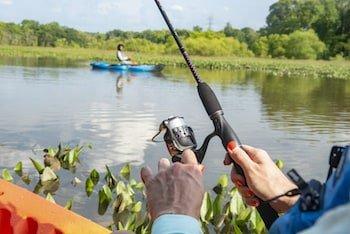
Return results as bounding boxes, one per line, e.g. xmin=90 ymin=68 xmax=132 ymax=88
xmin=197 ymin=82 xmax=279 ymax=228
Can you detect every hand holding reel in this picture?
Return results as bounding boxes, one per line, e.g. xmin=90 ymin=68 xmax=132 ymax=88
xmin=152 ymin=116 xmax=230 ymax=164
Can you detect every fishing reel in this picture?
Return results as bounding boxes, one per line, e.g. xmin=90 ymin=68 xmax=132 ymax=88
xmin=152 ymin=116 xmax=216 ymax=163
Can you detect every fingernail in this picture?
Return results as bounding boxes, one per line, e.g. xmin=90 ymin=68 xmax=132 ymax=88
xmin=235 ymin=180 xmax=243 ymax=187
xmin=227 ymin=141 xmax=236 ymax=151
xmin=246 ymin=190 xmax=253 ymax=197
xmin=252 ymin=200 xmax=260 ymax=207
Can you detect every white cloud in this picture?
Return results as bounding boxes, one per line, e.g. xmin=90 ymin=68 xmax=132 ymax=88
xmin=171 ymin=4 xmax=183 ymax=12
xmin=0 ymin=0 xmax=12 ymax=5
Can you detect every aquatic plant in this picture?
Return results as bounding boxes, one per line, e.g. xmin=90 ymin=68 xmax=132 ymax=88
xmin=0 ymin=143 xmax=287 ymax=233
xmin=0 ymin=45 xmax=349 ymax=79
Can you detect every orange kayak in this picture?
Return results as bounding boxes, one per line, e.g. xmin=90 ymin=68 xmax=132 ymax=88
xmin=0 ymin=179 xmax=110 ymax=234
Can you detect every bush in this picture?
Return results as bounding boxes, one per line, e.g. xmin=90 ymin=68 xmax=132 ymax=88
xmin=285 ymin=30 xmax=326 ymax=59
xmin=252 ymin=36 xmax=269 ymax=57
xmin=268 ymin=34 xmax=289 ymax=58
xmin=165 ymin=31 xmax=253 ymax=57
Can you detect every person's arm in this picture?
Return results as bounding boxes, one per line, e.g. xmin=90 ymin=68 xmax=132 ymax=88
xmin=224 ymin=145 xmax=299 ymax=213
xmin=141 ymin=150 xmax=204 ymax=234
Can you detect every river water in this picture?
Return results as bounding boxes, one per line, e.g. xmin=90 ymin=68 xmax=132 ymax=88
xmin=0 ymin=58 xmax=349 ymax=224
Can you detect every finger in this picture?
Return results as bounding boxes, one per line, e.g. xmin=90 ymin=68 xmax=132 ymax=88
xmin=227 ymin=146 xmax=254 ymax=172
xmin=241 ymin=145 xmax=267 ymax=163
xmin=237 ymin=186 xmax=255 ymax=198
xmin=244 ymin=196 xmax=260 ymax=207
xmin=231 ymin=166 xmax=246 ymax=186
xmin=181 ymin=149 xmax=198 ymax=165
xmin=141 ymin=166 xmax=153 ymax=184
xmin=223 ymin=153 xmax=232 ymax=165
xmin=158 ymin=158 xmax=170 ymax=172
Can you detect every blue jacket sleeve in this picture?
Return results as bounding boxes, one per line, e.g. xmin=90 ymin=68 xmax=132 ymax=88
xmin=152 ymin=214 xmax=202 ymax=234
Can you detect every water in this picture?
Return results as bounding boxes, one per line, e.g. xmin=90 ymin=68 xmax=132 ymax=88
xmin=0 ymin=58 xmax=349 ymax=224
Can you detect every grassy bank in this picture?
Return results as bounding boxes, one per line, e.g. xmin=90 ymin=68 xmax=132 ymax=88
xmin=1 ymin=45 xmax=349 ymax=79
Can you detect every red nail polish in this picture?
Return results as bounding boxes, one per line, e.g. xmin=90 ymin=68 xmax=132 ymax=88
xmin=227 ymin=141 xmax=236 ymax=151
xmin=252 ymin=200 xmax=260 ymax=207
xmin=247 ymin=190 xmax=254 ymax=197
xmin=235 ymin=180 xmax=243 ymax=187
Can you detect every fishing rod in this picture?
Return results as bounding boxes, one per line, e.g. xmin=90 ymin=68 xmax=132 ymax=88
xmin=153 ymin=0 xmax=279 ymax=228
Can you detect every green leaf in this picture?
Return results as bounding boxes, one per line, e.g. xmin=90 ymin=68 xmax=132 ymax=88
xmin=213 ymin=194 xmax=223 ymax=217
xmin=229 ymin=187 xmax=245 ymax=216
xmin=217 ymin=174 xmax=228 ymax=188
xmin=232 ymin=220 xmax=243 ymax=234
xmin=2 ymin=169 xmax=13 ymax=182
xmin=236 ymin=207 xmax=252 ymax=225
xmin=87 ymin=143 xmax=93 ymax=149
xmin=131 ymin=201 xmax=142 ymax=213
xmin=275 ymin=159 xmax=284 ymax=170
xmin=64 ymin=198 xmax=74 ymax=210
xmin=30 ymin=157 xmax=45 ymax=174
xmin=47 ymin=148 xmax=56 ymax=157
xmin=200 ymin=192 xmax=213 ymax=223
xmin=98 ymin=185 xmax=113 ymax=215
xmin=117 ymin=222 xmax=125 ymax=231
xmin=67 ymin=149 xmax=75 ymax=165
xmin=40 ymin=167 xmax=58 ymax=183
xmin=130 ymin=179 xmax=144 ymax=190
xmin=116 ymin=181 xmax=126 ymax=195
xmin=120 ymin=163 xmax=131 ymax=180
xmin=89 ymin=169 xmax=100 ymax=185
xmin=85 ymin=177 xmax=94 ymax=197
xmin=105 ymin=165 xmax=118 ymax=188
xmin=14 ymin=161 xmax=23 ymax=174
xmin=46 ymin=193 xmax=56 ymax=203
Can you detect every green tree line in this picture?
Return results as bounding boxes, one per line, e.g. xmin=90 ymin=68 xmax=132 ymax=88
xmin=0 ymin=0 xmax=349 ymax=59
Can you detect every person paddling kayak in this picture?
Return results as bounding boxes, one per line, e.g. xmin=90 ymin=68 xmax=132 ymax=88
xmin=116 ymin=44 xmax=135 ymax=65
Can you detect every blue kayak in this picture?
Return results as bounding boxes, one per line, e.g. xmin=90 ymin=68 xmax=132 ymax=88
xmin=90 ymin=62 xmax=165 ymax=72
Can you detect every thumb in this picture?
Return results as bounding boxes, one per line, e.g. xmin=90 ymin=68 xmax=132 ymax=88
xmin=181 ymin=149 xmax=198 ymax=165
xmin=227 ymin=146 xmax=254 ymax=172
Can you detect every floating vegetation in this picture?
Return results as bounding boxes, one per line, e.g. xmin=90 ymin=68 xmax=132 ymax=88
xmin=0 ymin=45 xmax=349 ymax=79
xmin=1 ymin=143 xmax=286 ymax=233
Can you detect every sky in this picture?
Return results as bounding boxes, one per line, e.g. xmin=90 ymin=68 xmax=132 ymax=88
xmin=0 ymin=0 xmax=277 ymax=32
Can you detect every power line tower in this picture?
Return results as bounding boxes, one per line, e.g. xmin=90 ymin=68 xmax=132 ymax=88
xmin=208 ymin=16 xmax=213 ymax=31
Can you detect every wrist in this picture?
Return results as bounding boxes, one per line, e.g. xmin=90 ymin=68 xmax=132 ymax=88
xmin=154 ymin=208 xmax=200 ymax=221
xmin=270 ymin=189 xmax=300 ymax=213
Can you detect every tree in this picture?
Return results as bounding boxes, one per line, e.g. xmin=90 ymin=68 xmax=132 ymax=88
xmin=252 ymin=36 xmax=269 ymax=57
xmin=266 ymin=0 xmax=324 ymax=34
xmin=193 ymin=26 xmax=203 ymax=32
xmin=268 ymin=34 xmax=289 ymax=58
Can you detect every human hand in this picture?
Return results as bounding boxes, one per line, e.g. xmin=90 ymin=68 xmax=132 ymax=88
xmin=224 ymin=145 xmax=299 ymax=213
xmin=141 ymin=150 xmax=205 ymax=220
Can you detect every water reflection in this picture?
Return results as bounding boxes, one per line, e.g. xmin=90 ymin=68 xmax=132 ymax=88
xmin=0 ymin=59 xmax=349 ymax=223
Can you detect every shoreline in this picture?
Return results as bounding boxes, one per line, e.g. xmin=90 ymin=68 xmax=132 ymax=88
xmin=0 ymin=45 xmax=349 ymax=79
